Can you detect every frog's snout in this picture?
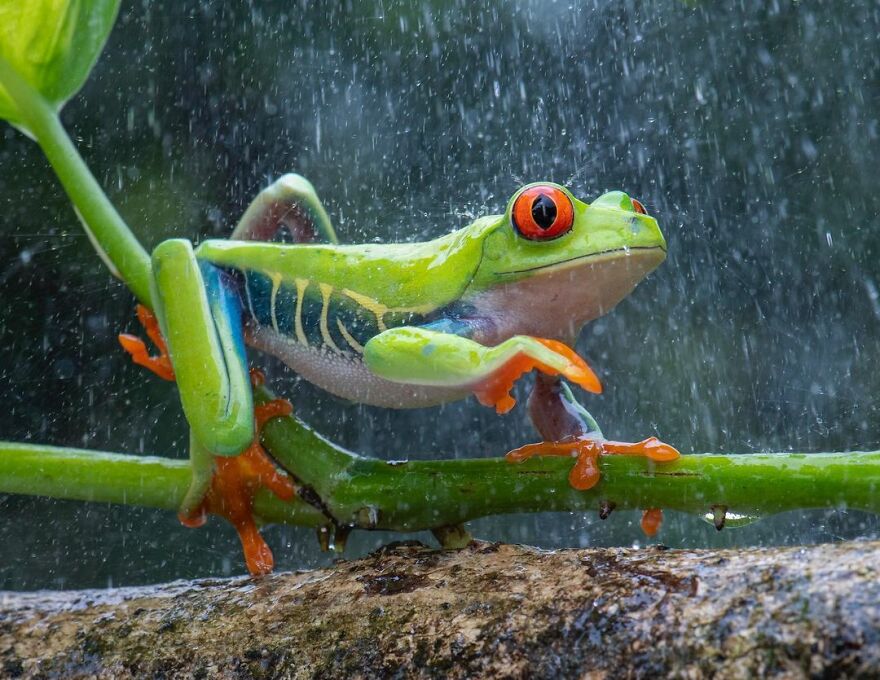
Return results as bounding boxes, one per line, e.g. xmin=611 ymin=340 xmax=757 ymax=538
xmin=634 ymin=213 xmax=667 ymax=253
xmin=588 ymin=191 xmax=666 ymax=253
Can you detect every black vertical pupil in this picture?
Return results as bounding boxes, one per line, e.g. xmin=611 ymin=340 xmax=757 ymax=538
xmin=531 ymin=194 xmax=557 ymax=230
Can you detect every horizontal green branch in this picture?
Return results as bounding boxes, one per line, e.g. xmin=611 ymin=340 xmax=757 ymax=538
xmin=3 ymin=396 xmax=879 ymax=535
xmin=0 ymin=442 xmax=327 ymax=528
xmin=259 ymin=409 xmax=880 ymax=529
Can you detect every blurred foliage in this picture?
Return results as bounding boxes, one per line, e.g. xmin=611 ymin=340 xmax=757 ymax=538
xmin=0 ymin=0 xmax=879 ymax=588
xmin=0 ymin=0 xmax=120 ymax=130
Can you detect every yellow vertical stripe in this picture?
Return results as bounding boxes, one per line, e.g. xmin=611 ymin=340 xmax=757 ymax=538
xmin=336 ymin=318 xmax=365 ymax=354
xmin=318 ymin=283 xmax=342 ymax=353
xmin=294 ymin=278 xmax=309 ymax=346
xmin=340 ymin=288 xmax=388 ymax=332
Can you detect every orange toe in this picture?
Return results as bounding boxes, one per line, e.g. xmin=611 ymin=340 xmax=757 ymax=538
xmin=602 ymin=437 xmax=681 ymax=462
xmin=568 ymin=443 xmax=602 ymax=490
xmin=533 ymin=339 xmax=602 ymax=394
xmin=118 ymin=305 xmax=175 ymax=381
xmin=236 ymin=514 xmax=276 ymax=576
xmin=640 ymin=508 xmax=663 ymax=537
xmin=254 ymin=398 xmax=293 ymax=428
xmin=178 ymin=507 xmax=207 ymax=529
xmin=474 ymin=337 xmax=601 ymax=414
xmin=505 ymin=435 xmax=680 ymax=492
xmin=249 ymin=367 xmax=266 ymax=387
xmin=137 ymin=303 xmax=168 ymax=354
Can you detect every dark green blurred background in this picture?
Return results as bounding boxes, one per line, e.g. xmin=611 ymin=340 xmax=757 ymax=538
xmin=1 ymin=1 xmax=879 ymax=589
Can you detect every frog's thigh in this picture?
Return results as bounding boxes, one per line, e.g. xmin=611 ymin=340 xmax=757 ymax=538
xmin=232 ymin=173 xmax=338 ymax=244
xmin=363 ymin=326 xmax=571 ymax=387
xmin=151 ymin=239 xmax=254 ymax=455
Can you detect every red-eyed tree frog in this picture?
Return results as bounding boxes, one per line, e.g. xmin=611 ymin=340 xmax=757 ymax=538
xmin=118 ymin=175 xmax=680 ymax=574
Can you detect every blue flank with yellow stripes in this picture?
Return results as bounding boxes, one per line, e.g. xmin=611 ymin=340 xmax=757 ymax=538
xmin=239 ymin=269 xmax=425 ymax=355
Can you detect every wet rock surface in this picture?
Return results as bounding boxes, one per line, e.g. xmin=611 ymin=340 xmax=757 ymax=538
xmin=2 ymin=540 xmax=880 ymax=678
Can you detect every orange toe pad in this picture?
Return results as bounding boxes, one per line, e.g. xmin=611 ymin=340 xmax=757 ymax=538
xmin=640 ymin=508 xmax=663 ymax=537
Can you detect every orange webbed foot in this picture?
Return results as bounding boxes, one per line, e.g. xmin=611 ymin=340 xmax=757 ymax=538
xmin=474 ymin=338 xmax=602 ymax=414
xmin=180 ymin=372 xmax=296 ymax=576
xmin=118 ymin=304 xmax=175 ymax=381
xmin=505 ymin=435 xmax=680 ymax=490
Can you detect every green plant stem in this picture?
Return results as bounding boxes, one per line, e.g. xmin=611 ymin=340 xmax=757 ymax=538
xmin=260 ymin=411 xmax=880 ymax=529
xmin=0 ymin=54 xmax=153 ymax=307
xmin=3 ymin=401 xmax=879 ymax=533
xmin=0 ymin=442 xmax=327 ymax=527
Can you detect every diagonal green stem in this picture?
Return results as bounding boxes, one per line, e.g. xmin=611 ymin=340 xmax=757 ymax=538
xmin=0 ymin=54 xmax=153 ymax=306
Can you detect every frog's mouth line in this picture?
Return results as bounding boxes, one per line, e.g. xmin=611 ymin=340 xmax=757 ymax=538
xmin=496 ymin=245 xmax=666 ymax=276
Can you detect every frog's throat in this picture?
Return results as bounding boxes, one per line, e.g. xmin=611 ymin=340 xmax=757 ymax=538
xmin=468 ymin=246 xmax=666 ymax=340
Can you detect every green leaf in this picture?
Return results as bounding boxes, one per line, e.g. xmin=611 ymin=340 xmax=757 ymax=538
xmin=0 ymin=0 xmax=119 ymax=127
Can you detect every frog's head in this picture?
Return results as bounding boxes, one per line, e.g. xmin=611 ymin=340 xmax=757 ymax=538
xmin=466 ymin=182 xmax=667 ymax=340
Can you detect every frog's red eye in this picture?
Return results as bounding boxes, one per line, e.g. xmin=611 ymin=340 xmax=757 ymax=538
xmin=511 ymin=186 xmax=575 ymax=241
xmin=631 ymin=198 xmax=648 ymax=215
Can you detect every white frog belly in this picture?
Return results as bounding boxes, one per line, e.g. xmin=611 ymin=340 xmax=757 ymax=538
xmin=247 ymin=326 xmax=470 ymax=409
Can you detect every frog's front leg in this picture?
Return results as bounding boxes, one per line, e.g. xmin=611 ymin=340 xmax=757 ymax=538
xmin=512 ymin=373 xmax=678 ymax=487
xmin=232 ymin=173 xmax=338 ymax=244
xmin=363 ymin=323 xmax=603 ymax=413
xmin=122 ymin=239 xmax=295 ymax=575
xmin=365 ymin=323 xmax=678 ymax=532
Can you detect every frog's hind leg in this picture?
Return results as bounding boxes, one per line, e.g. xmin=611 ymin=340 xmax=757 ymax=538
xmin=232 ymin=173 xmax=338 ymax=244
xmin=151 ymin=240 xmax=255 ymax=457
xmin=149 ymin=239 xmax=295 ymax=574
